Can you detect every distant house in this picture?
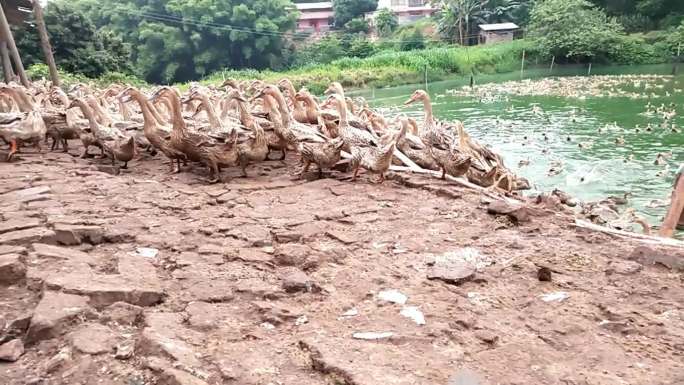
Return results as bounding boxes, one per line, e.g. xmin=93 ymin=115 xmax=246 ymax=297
xmin=295 ymin=2 xmax=334 ymax=33
xmin=366 ymin=0 xmax=437 ymax=26
xmin=478 ymin=23 xmax=519 ymax=44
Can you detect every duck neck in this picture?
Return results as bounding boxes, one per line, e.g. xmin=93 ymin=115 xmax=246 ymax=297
xmin=6 ymin=88 xmax=34 ymax=112
xmin=128 ymin=91 xmax=157 ymax=131
xmin=269 ymin=89 xmax=291 ymax=129
xmin=198 ymin=94 xmax=221 ymax=128
xmin=422 ymin=95 xmax=434 ymax=125
xmin=119 ymin=99 xmax=132 ymax=121
xmin=336 ymin=98 xmax=349 ymax=129
xmin=284 ymin=82 xmax=303 ymax=111
xmin=74 ymin=99 xmax=100 ymax=133
xmin=164 ymin=92 xmax=187 ymax=134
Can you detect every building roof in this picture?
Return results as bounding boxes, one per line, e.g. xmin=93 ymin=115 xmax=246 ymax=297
xmin=478 ymin=23 xmax=519 ymax=31
xmin=295 ymin=2 xmax=333 ymax=11
xmin=3 ymin=0 xmax=33 ymax=25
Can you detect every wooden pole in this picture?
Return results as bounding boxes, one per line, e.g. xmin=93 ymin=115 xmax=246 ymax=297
xmin=0 ymin=40 xmax=12 ymax=82
xmin=659 ymin=167 xmax=684 ymax=238
xmin=32 ymin=0 xmax=59 ymax=86
xmin=587 ymin=62 xmax=592 ymax=76
xmin=0 ymin=3 xmax=29 ymax=86
xmin=520 ymin=50 xmax=525 ymax=80
xmin=424 ymin=64 xmax=428 ymax=92
xmin=549 ymin=56 xmax=555 ymax=74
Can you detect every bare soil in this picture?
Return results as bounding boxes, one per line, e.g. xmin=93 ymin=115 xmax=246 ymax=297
xmin=1 ymin=147 xmax=683 ymax=385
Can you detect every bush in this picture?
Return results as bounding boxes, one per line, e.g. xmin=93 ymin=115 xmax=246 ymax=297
xmin=607 ymin=35 xmax=668 ymax=64
xmin=375 ymin=8 xmax=398 ymax=37
xmin=345 ymin=18 xmax=370 ymax=34
xmin=398 ymin=29 xmax=426 ymax=51
xmin=348 ymin=38 xmax=378 ymax=58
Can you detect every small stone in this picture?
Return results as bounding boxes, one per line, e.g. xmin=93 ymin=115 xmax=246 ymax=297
xmin=69 ymin=323 xmax=116 ymax=354
xmin=377 ymin=289 xmax=408 ymax=305
xmin=185 ymin=302 xmax=218 ymax=331
xmin=115 ymin=343 xmax=134 ymax=360
xmin=0 ymin=254 xmax=26 ymax=285
xmin=475 ymin=330 xmax=499 ymax=345
xmin=27 ymin=291 xmax=91 ymax=343
xmin=0 ymin=245 xmax=26 ymax=256
xmin=280 ymin=268 xmax=319 ymax=293
xmin=0 ymin=313 xmax=32 ymax=344
xmin=427 ymin=257 xmax=475 ymax=286
xmin=0 ymin=218 xmax=42 ymax=235
xmin=606 ymin=260 xmax=643 ymax=275
xmin=325 ymin=230 xmax=357 ymax=245
xmin=95 ymin=165 xmax=120 ymax=175
xmin=0 ymin=227 xmax=56 ymax=246
xmin=101 ymin=302 xmax=143 ymax=325
xmin=45 ymin=347 xmax=72 ymax=373
xmin=53 ymin=224 xmax=104 ymax=245
xmin=487 ymin=200 xmax=537 ymax=223
xmin=537 ymin=267 xmax=552 ymax=281
xmin=352 ymin=332 xmax=393 ymax=340
xmin=272 ymin=230 xmax=303 ymax=244
xmin=0 ymin=339 xmax=24 ymax=362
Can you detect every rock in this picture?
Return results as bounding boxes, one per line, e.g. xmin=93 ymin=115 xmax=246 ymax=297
xmin=95 ymin=165 xmax=120 ymax=176
xmin=44 ymin=347 xmax=72 ymax=374
xmin=475 ymin=330 xmax=499 ymax=345
xmin=181 ymin=279 xmax=235 ymax=303
xmin=487 ymin=200 xmax=539 ymax=223
xmin=101 ymin=302 xmax=143 ymax=325
xmin=137 ymin=313 xmax=202 ymax=368
xmin=273 ymin=243 xmax=315 ymax=267
xmin=252 ymin=300 xmax=302 ymax=325
xmin=606 ymin=260 xmax=643 ymax=275
xmin=69 ymin=323 xmax=116 ymax=354
xmin=146 ymin=357 xmax=209 ymax=385
xmin=427 ymin=255 xmax=476 ymax=286
xmin=32 ymin=243 xmax=91 ymax=264
xmin=325 ymin=230 xmax=357 ymax=245
xmin=629 ymin=246 xmax=684 ymax=271
xmin=0 ymin=218 xmax=42 ymax=235
xmin=235 ymin=278 xmax=281 ymax=299
xmin=185 ymin=302 xmax=218 ymax=331
xmin=0 ymin=245 xmax=26 ymax=255
xmin=351 ymin=332 xmax=394 ymax=340
xmin=272 ymin=230 xmax=303 ymax=244
xmin=53 ymin=224 xmax=104 ymax=245
xmin=115 ymin=343 xmax=135 ymax=360
xmin=0 ymin=254 xmax=26 ymax=285
xmin=280 ymin=268 xmax=319 ymax=293
xmin=0 ymin=313 xmax=32 ymax=344
xmin=537 ymin=266 xmax=552 ymax=281
xmin=26 ymin=291 xmax=91 ymax=343
xmin=44 ymin=254 xmax=163 ymax=307
xmin=0 ymin=186 xmax=51 ymax=204
xmin=0 ymin=339 xmax=24 ymax=362
xmin=216 ymin=358 xmax=241 ymax=380
xmin=378 ymin=289 xmax=408 ymax=305
xmin=0 ymin=227 xmax=56 ymax=246
xmin=400 ymin=306 xmax=426 ymax=326
xmin=197 ymin=244 xmax=227 ymax=256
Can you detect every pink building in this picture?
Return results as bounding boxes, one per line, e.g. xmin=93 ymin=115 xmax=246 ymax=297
xmin=296 ymin=2 xmax=334 ymax=33
xmin=366 ymin=0 xmax=436 ymax=26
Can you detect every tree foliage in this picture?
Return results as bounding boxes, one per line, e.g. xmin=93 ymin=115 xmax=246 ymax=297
xmin=13 ymin=2 xmax=132 ymax=78
xmin=333 ymin=0 xmax=378 ymax=28
xmin=70 ymin=0 xmax=298 ymax=83
xmin=375 ymin=8 xmax=399 ymax=37
xmin=345 ymin=18 xmax=370 ymax=34
xmin=529 ymin=0 xmax=625 ymax=60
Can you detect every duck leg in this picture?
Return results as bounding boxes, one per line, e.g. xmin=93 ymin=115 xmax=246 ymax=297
xmin=280 ymin=148 xmax=287 ymax=160
xmin=318 ymin=167 xmax=324 ymax=179
xmin=441 ymin=168 xmax=446 ymax=180
xmin=6 ymin=139 xmax=17 ymax=161
xmin=239 ymin=153 xmax=249 ymax=177
xmin=351 ymin=166 xmax=360 ymax=181
xmin=121 ymin=161 xmax=128 ymax=169
xmin=208 ymin=161 xmax=220 ymax=184
xmin=299 ymin=160 xmax=311 ymax=179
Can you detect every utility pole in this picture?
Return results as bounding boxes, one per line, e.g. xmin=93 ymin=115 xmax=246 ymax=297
xmin=32 ymin=0 xmax=59 ymax=86
xmin=0 ymin=2 xmax=29 ymax=86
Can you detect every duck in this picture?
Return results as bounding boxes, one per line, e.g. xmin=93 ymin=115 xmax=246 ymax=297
xmin=671 ymin=124 xmax=680 ymax=133
xmin=0 ymin=85 xmax=47 ymax=160
xmin=578 ymin=141 xmax=593 ymax=150
xmin=623 ymin=154 xmax=634 ymax=163
xmin=277 ymin=78 xmax=311 ymax=124
xmin=518 ymin=158 xmax=530 ymax=167
xmin=656 ymin=164 xmax=670 ymax=178
xmin=229 ymin=89 xmax=269 ymax=177
xmin=654 ymin=153 xmax=667 ymax=166
xmin=615 ymin=136 xmax=625 ymax=145
xmin=329 ymin=93 xmax=377 ymax=150
xmin=118 ymin=87 xmax=187 ymax=172
xmin=403 ymin=90 xmax=453 ymax=149
xmin=298 ymin=136 xmax=345 ymax=179
xmin=423 ymin=124 xmax=472 ymax=179
xmin=350 ymin=121 xmax=407 ymax=184
xmin=153 ymin=87 xmax=238 ymax=183
xmin=68 ymin=97 xmax=135 ymax=168
xmin=600 ymin=192 xmax=632 ymax=207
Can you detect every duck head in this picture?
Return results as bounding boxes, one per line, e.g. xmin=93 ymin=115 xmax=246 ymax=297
xmin=404 ymin=90 xmax=428 ymax=106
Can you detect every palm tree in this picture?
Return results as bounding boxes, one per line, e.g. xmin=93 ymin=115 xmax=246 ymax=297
xmin=436 ymin=0 xmax=484 ymax=45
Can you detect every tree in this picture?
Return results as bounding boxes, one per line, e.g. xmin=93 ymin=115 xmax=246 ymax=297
xmin=529 ymin=0 xmax=625 ymax=61
xmin=345 ymin=18 xmax=370 ymax=34
xmin=333 ymin=0 xmax=378 ymax=28
xmin=13 ymin=2 xmax=132 ymax=78
xmin=348 ymin=37 xmax=377 ymax=57
xmin=398 ymin=28 xmax=426 ymax=51
xmin=436 ymin=0 xmax=482 ymax=45
xmin=479 ymin=0 xmax=532 ymax=25
xmin=375 ymin=8 xmax=398 ymax=37
xmin=71 ymin=0 xmax=298 ymax=83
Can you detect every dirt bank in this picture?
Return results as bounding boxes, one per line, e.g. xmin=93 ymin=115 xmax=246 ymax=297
xmin=1 ymin=148 xmax=683 ymax=385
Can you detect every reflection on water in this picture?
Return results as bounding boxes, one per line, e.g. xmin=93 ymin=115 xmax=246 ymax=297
xmin=349 ymin=64 xmax=684 ymax=226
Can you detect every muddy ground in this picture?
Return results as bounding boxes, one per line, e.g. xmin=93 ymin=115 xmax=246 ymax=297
xmin=0 ymin=147 xmax=683 ymax=385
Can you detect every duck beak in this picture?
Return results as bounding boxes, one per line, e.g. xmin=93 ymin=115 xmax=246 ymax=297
xmin=404 ymin=96 xmax=416 ymax=106
xmin=324 ymin=86 xmax=335 ymax=95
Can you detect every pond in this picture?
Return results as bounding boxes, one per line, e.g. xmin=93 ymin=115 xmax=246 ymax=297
xmin=349 ymin=64 xmax=684 ymax=229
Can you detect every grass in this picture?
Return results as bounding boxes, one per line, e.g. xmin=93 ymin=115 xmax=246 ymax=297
xmin=200 ymin=39 xmax=534 ymax=94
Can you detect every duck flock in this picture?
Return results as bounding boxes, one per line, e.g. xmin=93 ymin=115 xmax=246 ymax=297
xmin=0 ymin=79 xmax=527 ymax=191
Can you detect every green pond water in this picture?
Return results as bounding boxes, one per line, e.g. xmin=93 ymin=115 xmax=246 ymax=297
xmin=349 ymin=64 xmax=684 ymax=228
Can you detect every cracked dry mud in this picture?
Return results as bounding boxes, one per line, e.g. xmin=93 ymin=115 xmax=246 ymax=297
xmin=1 ymin=148 xmax=683 ymax=385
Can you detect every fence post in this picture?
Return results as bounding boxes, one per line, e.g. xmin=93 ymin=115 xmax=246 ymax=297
xmin=587 ymin=63 xmax=592 ymax=76
xmin=424 ymin=64 xmax=428 ymax=92
xmin=549 ymin=56 xmax=555 ymax=74
xmin=674 ymin=43 xmax=681 ymax=75
xmin=520 ymin=50 xmax=526 ymax=80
